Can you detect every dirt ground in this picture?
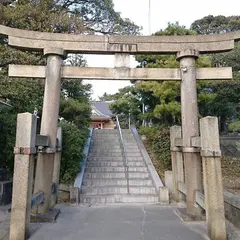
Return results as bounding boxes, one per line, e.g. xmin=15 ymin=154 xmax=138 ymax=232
xmin=222 ymin=157 xmax=240 ymax=195
xmin=143 ymin=140 xmax=240 ymax=196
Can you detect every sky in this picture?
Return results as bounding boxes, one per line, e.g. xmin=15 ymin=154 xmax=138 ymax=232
xmin=84 ymin=0 xmax=240 ymax=100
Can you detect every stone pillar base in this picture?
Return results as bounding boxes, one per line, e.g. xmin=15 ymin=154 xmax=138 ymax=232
xmin=175 ymin=208 xmax=206 ymax=221
xmin=31 ymin=208 xmax=60 ymax=223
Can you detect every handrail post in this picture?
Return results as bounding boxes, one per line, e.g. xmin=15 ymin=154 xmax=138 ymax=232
xmin=9 ymin=113 xmax=37 ymax=240
xmin=116 ymin=115 xmax=130 ymax=194
xmin=200 ymin=117 xmax=226 ymax=240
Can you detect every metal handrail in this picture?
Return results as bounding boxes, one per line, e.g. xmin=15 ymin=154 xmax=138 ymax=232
xmin=116 ymin=115 xmax=129 ymax=194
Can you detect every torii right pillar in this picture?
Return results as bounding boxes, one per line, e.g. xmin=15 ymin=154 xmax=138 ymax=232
xmin=176 ymin=49 xmax=203 ymax=218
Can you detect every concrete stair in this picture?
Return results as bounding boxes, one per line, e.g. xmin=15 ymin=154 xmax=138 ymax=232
xmin=80 ymin=129 xmax=158 ymax=204
xmin=81 ymin=194 xmax=158 ymax=204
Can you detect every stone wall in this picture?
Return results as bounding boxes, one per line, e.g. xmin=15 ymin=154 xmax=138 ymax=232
xmin=224 ymin=191 xmax=240 ymax=229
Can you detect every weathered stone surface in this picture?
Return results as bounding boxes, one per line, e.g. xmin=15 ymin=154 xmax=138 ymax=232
xmin=31 ymin=208 xmax=60 ymax=223
xmin=170 ymin=126 xmax=184 ymax=202
xmin=200 ymin=116 xmax=226 ymax=240
xmin=178 ymin=51 xmax=203 ymax=217
xmin=51 ymin=127 xmax=62 ymax=207
xmin=34 ymin=51 xmax=64 ymax=214
xmin=2 ymin=29 xmax=237 ymax=53
xmin=176 ymin=207 xmax=206 ymax=221
xmin=70 ymin=187 xmax=79 ymax=204
xmin=1 ymin=24 xmax=240 ymax=53
xmin=9 ymin=64 xmax=233 ymax=81
xmin=159 ymin=187 xmax=169 ymax=204
xmin=195 ymin=191 xmax=205 ymax=210
xmin=178 ymin=181 xmax=186 ymax=195
xmin=9 ymin=113 xmax=37 ymax=240
xmin=176 ymin=49 xmax=200 ymax=60
xmin=43 ymin=47 xmax=66 ymax=57
xmin=164 ymin=171 xmax=173 ymax=194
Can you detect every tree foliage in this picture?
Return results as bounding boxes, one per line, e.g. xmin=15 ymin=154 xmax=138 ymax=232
xmin=134 ymin=22 xmax=211 ymax=125
xmin=191 ymin=15 xmax=240 ymax=80
xmin=0 ymin=0 xmax=140 ymax=35
xmin=0 ymin=0 xmax=140 ymax=182
xmin=60 ymin=121 xmax=89 ymax=184
xmin=191 ymin=15 xmax=240 ymax=34
xmin=191 ymin=15 xmax=240 ymax=131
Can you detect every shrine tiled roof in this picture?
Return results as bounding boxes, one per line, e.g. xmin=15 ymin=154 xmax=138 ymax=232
xmin=91 ymin=101 xmax=114 ymax=118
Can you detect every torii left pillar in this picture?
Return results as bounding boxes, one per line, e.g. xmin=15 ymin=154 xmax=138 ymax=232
xmin=176 ymin=49 xmax=203 ymax=218
xmin=34 ymin=48 xmax=65 ymax=214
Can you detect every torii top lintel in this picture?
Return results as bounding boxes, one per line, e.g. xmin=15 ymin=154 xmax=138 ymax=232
xmin=1 ymin=25 xmax=240 ymax=54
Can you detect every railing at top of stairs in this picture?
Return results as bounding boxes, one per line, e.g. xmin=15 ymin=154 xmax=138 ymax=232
xmin=116 ymin=115 xmax=130 ymax=194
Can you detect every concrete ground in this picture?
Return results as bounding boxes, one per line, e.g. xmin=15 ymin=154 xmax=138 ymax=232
xmin=29 ymin=204 xmax=209 ymax=240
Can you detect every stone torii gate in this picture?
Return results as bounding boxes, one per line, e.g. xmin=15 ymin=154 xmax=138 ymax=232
xmin=0 ymin=24 xmax=239 ymax=240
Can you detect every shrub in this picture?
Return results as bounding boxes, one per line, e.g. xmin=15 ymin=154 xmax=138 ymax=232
xmin=139 ymin=126 xmax=171 ymax=170
xmin=59 ymin=121 xmax=89 ymax=184
xmin=0 ymin=113 xmax=17 ymax=173
xmin=228 ymin=120 xmax=240 ymax=132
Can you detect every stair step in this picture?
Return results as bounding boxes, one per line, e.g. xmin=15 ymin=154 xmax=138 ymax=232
xmin=88 ymin=153 xmax=123 ymax=157
xmin=126 ymin=153 xmax=142 ymax=157
xmin=83 ymin=172 xmax=149 ymax=179
xmin=82 ymin=129 xmax=158 ymax=204
xmin=86 ymin=161 xmax=145 ymax=167
xmin=87 ymin=157 xmax=144 ymax=162
xmin=81 ymin=186 xmax=156 ymax=195
xmin=88 ymin=157 xmax=123 ymax=161
xmin=85 ymin=167 xmax=148 ymax=173
xmin=89 ymin=149 xmax=122 ymax=153
xmin=126 ymin=149 xmax=141 ymax=153
xmin=89 ymin=146 xmax=122 ymax=150
xmin=89 ymin=153 xmax=142 ymax=157
xmin=80 ymin=194 xmax=158 ymax=204
xmin=82 ymin=178 xmax=153 ymax=186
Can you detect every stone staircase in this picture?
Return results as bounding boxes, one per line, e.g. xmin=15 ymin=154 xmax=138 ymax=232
xmin=80 ymin=129 xmax=159 ymax=204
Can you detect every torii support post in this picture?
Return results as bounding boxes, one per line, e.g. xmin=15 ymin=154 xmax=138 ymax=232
xmin=34 ymin=48 xmax=65 ymax=214
xmin=9 ymin=113 xmax=37 ymax=240
xmin=170 ymin=126 xmax=184 ymax=202
xmin=200 ymin=117 xmax=226 ymax=240
xmin=177 ymin=50 xmax=203 ymax=218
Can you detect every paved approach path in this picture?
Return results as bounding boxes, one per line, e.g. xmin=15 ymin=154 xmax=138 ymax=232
xmin=29 ymin=204 xmax=209 ymax=240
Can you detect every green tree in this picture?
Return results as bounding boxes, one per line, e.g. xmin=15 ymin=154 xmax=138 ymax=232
xmin=198 ymin=81 xmax=240 ymax=132
xmin=191 ymin=15 xmax=240 ymax=131
xmin=0 ymin=0 xmax=140 ymax=35
xmin=103 ymin=86 xmax=141 ymax=128
xmin=135 ymin=22 xmax=211 ymax=126
xmin=103 ymin=23 xmax=212 ymax=127
xmin=191 ymin=15 xmax=240 ymax=80
xmin=60 ymin=0 xmax=141 ymax=35
xmin=0 ymin=0 xmax=142 ymax=181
